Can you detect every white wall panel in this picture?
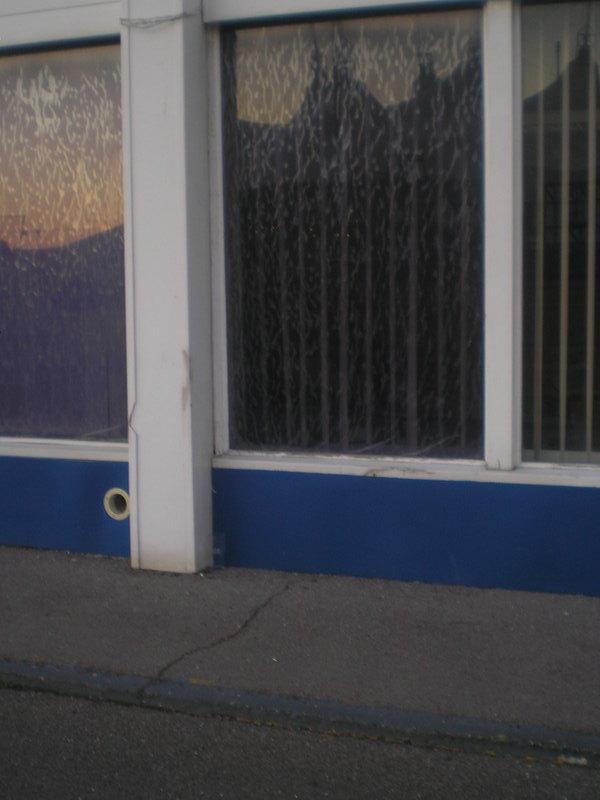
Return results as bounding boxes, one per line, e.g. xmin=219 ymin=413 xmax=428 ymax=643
xmin=122 ymin=0 xmax=213 ymax=572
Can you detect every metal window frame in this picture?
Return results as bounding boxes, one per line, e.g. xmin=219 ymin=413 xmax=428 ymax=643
xmin=0 ymin=0 xmax=125 ymax=464
xmin=203 ymin=0 xmax=482 ymax=25
xmin=208 ymin=0 xmax=600 ymax=489
xmin=0 ymin=1 xmax=120 ymax=48
xmin=2 ymin=0 xmax=214 ymax=573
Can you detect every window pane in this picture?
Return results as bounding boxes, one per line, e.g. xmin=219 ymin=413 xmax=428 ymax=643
xmin=222 ymin=11 xmax=483 ymax=457
xmin=522 ymin=1 xmax=600 ymax=463
xmin=0 ymin=44 xmax=127 ymax=441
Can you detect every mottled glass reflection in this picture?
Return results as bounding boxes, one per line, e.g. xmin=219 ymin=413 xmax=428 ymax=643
xmin=0 ymin=44 xmax=126 ymax=441
xmin=522 ymin=2 xmax=600 ymax=463
xmin=223 ymin=11 xmax=483 ymax=457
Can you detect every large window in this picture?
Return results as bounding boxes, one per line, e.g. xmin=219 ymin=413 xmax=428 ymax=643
xmin=0 ymin=43 xmax=126 ymax=441
xmin=222 ymin=10 xmax=483 ymax=457
xmin=522 ymin=0 xmax=600 ymax=464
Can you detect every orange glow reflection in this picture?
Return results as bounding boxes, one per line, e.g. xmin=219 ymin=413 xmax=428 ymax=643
xmin=234 ymin=10 xmax=479 ymax=125
xmin=0 ymin=44 xmax=122 ymax=250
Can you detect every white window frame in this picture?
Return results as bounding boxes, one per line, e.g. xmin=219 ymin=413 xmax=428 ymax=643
xmin=1 ymin=0 xmax=215 ymax=572
xmin=0 ymin=0 xmax=127 ymax=464
xmin=207 ymin=0 xmax=600 ymax=489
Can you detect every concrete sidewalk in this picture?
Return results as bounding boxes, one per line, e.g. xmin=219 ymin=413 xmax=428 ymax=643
xmin=1 ymin=546 xmax=600 ymax=761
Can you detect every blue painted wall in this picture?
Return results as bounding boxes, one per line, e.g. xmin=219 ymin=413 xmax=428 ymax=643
xmin=0 ymin=457 xmax=130 ymax=557
xmin=214 ymin=468 xmax=600 ymax=596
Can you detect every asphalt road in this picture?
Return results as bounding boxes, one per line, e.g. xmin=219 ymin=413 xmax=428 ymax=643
xmin=0 ymin=689 xmax=598 ymax=800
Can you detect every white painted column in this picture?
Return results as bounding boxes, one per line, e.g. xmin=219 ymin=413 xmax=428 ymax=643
xmin=483 ymin=0 xmax=522 ymax=471
xmin=121 ymin=0 xmax=213 ymax=572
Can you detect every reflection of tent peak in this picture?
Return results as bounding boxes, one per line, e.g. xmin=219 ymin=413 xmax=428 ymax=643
xmin=293 ymin=61 xmax=386 ymax=122
xmin=287 ymin=48 xmax=477 ymax=129
xmin=525 ymin=43 xmax=600 ymax=112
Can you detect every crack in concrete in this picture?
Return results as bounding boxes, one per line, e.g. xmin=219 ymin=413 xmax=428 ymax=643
xmin=155 ymin=582 xmax=292 ymax=682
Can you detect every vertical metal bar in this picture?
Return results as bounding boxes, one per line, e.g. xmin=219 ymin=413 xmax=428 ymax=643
xmin=276 ymin=144 xmax=293 ymax=444
xmin=459 ymin=162 xmax=469 ymax=452
xmin=295 ymin=117 xmax=308 ymax=448
xmin=458 ymin=62 xmax=471 ymax=454
xmin=435 ymin=97 xmax=446 ymax=445
xmin=559 ymin=23 xmax=570 ymax=458
xmin=249 ymin=35 xmax=271 ymax=442
xmin=317 ymin=48 xmax=330 ymax=447
xmin=388 ymin=113 xmax=398 ymax=444
xmin=407 ymin=54 xmax=420 ymax=451
xmin=586 ymin=13 xmax=597 ymax=458
xmin=256 ymin=149 xmax=270 ymax=441
xmin=407 ymin=160 xmax=419 ymax=451
xmin=513 ymin=3 xmax=524 ymax=465
xmin=533 ymin=24 xmax=545 ymax=459
xmin=338 ymin=69 xmax=350 ymax=451
xmin=364 ymin=95 xmax=373 ymax=446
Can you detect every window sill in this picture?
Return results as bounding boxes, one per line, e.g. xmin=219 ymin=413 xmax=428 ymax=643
xmin=213 ymin=450 xmax=600 ymax=488
xmin=0 ymin=438 xmax=129 ymax=462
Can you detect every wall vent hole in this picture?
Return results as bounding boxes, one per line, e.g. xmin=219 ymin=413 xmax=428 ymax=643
xmin=103 ymin=488 xmax=130 ymax=521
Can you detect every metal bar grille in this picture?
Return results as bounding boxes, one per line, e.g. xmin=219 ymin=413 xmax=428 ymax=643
xmin=222 ymin=14 xmax=483 ymax=457
xmin=522 ymin=0 xmax=600 ymax=464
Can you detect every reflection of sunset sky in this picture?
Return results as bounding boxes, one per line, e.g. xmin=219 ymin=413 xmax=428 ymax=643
xmin=234 ymin=10 xmax=479 ymax=125
xmin=236 ymin=4 xmax=600 ymax=124
xmin=0 ymin=44 xmax=121 ymax=250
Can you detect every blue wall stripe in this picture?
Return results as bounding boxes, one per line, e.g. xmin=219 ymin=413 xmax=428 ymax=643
xmin=0 ymin=457 xmax=130 ymax=557
xmin=213 ymin=468 xmax=600 ymax=596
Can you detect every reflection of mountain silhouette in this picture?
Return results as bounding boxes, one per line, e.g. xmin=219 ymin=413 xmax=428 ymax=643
xmin=0 ymin=226 xmax=127 ymax=440
xmin=236 ymin=51 xmax=481 ymax=182
xmin=523 ymin=41 xmax=599 ymax=238
xmin=524 ymin=44 xmax=600 ymax=116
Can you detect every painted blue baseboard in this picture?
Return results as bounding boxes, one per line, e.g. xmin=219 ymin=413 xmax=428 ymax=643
xmin=0 ymin=457 xmax=130 ymax=557
xmin=213 ymin=469 xmax=600 ymax=596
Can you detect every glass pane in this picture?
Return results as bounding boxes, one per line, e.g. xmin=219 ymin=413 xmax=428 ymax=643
xmin=522 ymin=1 xmax=600 ymax=463
xmin=0 ymin=44 xmax=127 ymax=441
xmin=222 ymin=11 xmax=483 ymax=457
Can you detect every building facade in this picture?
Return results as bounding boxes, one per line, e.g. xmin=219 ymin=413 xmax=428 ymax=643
xmin=1 ymin=0 xmax=599 ymax=595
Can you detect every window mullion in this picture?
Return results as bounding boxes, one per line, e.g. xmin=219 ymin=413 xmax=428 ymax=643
xmin=208 ymin=28 xmax=230 ymax=456
xmin=483 ymin=0 xmax=522 ymax=470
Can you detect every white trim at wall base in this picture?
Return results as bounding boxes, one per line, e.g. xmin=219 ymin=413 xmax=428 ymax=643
xmin=213 ymin=451 xmax=600 ymax=489
xmin=0 ymin=438 xmax=128 ymax=462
